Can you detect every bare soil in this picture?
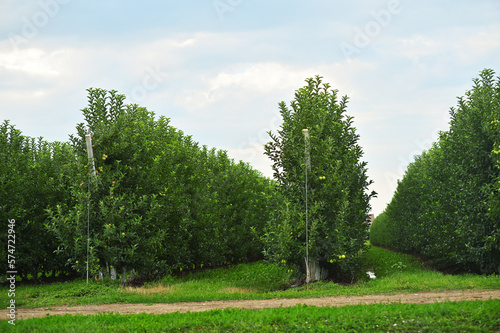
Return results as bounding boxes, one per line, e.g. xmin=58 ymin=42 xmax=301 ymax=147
xmin=6 ymin=289 xmax=500 ymax=320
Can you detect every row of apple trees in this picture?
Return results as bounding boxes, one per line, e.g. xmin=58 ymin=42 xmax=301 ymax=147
xmin=370 ymin=69 xmax=500 ymax=274
xmin=0 ymin=121 xmax=78 ymax=279
xmin=1 ymin=88 xmax=277 ymax=280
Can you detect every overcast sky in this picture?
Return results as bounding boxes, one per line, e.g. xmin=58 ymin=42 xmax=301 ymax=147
xmin=1 ymin=0 xmax=499 ymax=215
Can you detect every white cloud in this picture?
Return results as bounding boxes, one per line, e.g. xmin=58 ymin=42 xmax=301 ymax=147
xmin=210 ymin=63 xmax=307 ymax=92
xmin=0 ymin=47 xmax=62 ymax=76
xmin=392 ymin=24 xmax=500 ymax=65
xmin=176 ymin=62 xmax=310 ymax=111
xmin=175 ymin=60 xmax=380 ymax=112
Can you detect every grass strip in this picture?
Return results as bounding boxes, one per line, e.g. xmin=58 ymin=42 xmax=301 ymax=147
xmin=5 ymin=300 xmax=499 ymax=332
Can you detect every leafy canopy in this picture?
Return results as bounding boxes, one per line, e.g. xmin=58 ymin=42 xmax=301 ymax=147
xmin=263 ymin=76 xmax=375 ymax=282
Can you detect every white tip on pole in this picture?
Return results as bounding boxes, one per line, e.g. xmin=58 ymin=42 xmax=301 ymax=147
xmin=85 ymin=134 xmax=94 ymax=159
xmin=303 ymin=129 xmax=311 ymax=171
xmin=85 ymin=134 xmax=96 ymax=176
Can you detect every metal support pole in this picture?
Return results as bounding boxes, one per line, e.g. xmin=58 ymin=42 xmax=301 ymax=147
xmin=86 ymin=172 xmax=90 ymax=285
xmin=85 ymin=134 xmax=95 ymax=285
xmin=303 ymin=129 xmax=310 ymax=289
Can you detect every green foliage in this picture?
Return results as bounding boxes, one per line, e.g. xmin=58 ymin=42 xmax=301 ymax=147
xmin=368 ymin=212 xmax=391 ymax=248
xmin=181 ymin=261 xmax=292 ymax=293
xmin=10 ymin=301 xmax=500 ymax=332
xmin=0 ymin=121 xmax=78 ymax=279
xmin=45 ymin=88 xmax=276 ymax=279
xmin=371 ymin=69 xmax=500 ymax=274
xmin=1 ymin=87 xmax=277 ymax=281
xmin=362 ymin=245 xmax=425 ymax=279
xmin=263 ymin=76 xmax=376 ymax=281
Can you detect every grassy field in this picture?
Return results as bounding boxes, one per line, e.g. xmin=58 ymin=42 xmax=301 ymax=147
xmin=2 ymin=245 xmax=499 ymax=331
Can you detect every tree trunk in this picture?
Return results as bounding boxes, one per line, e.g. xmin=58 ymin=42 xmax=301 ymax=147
xmin=121 ymin=267 xmax=127 ymax=284
xmin=308 ymin=260 xmax=328 ymax=282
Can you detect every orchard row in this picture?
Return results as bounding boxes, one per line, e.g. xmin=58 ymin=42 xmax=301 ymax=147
xmin=370 ymin=69 xmax=500 ymax=274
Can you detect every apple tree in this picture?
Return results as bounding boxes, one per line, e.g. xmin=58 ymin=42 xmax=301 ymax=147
xmin=263 ymin=76 xmax=376 ymax=282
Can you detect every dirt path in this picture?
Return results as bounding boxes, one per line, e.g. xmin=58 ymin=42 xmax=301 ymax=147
xmin=5 ymin=289 xmax=500 ymax=320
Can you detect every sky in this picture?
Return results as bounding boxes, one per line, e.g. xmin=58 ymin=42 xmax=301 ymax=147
xmin=1 ymin=0 xmax=500 ymax=216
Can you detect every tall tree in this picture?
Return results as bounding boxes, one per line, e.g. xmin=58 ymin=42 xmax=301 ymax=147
xmin=263 ymin=76 xmax=376 ymax=282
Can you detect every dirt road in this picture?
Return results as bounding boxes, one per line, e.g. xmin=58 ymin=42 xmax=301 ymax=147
xmin=5 ymin=289 xmax=499 ymax=320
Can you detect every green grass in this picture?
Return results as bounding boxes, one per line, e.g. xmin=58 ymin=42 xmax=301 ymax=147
xmin=6 ymin=300 xmax=499 ymax=332
xmin=2 ymin=245 xmax=499 ymax=309
xmin=2 ymin=245 xmax=499 ymax=331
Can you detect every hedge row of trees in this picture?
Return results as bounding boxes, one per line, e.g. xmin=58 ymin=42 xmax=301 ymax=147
xmin=1 ymin=88 xmax=277 ymax=280
xmin=370 ymin=69 xmax=500 ymax=274
xmin=2 ymin=78 xmax=376 ymax=283
xmin=0 ymin=121 xmax=77 ymax=279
